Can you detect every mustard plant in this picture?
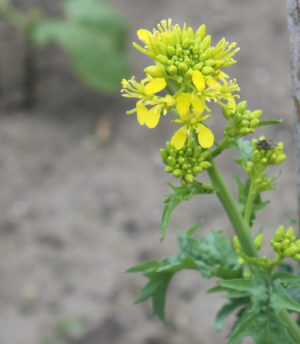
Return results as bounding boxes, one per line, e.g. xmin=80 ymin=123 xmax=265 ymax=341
xmin=122 ymin=20 xmax=300 ymax=343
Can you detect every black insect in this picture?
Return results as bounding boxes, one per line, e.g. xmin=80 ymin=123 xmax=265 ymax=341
xmin=257 ymin=139 xmax=276 ymax=150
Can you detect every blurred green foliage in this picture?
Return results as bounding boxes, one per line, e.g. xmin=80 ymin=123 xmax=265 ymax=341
xmin=34 ymin=0 xmax=130 ymax=93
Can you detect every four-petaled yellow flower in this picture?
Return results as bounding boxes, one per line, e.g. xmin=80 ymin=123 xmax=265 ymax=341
xmin=171 ymin=92 xmax=214 ymax=150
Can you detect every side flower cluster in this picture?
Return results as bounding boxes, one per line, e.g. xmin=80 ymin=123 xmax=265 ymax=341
xmin=121 ymin=19 xmax=240 ymax=150
xmin=161 ymin=138 xmax=211 ymax=185
xmin=241 ymin=137 xmax=286 ymax=192
xmin=271 ymin=225 xmax=300 ymax=261
xmin=223 ymin=100 xmax=262 ymax=139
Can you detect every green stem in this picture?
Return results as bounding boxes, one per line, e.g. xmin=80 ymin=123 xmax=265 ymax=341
xmin=207 ymin=160 xmax=258 ymax=257
xmin=207 ymin=159 xmax=300 ymax=343
xmin=244 ymin=179 xmax=256 ymax=225
xmin=279 ymin=310 xmax=300 ymax=343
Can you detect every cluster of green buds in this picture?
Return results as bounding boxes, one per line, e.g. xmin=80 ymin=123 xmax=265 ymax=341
xmin=136 ymin=20 xmax=239 ymax=84
xmin=241 ymin=137 xmax=286 ymax=192
xmin=223 ymin=100 xmax=262 ymax=139
xmin=271 ymin=225 xmax=300 ymax=261
xmin=160 ymin=138 xmax=211 ymax=185
xmin=233 ymin=234 xmax=275 ymax=270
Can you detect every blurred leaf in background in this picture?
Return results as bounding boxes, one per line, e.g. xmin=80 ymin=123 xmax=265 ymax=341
xmin=34 ymin=0 xmax=130 ymax=93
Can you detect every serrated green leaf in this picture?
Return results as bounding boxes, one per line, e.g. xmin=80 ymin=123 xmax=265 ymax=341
xmin=126 ymin=260 xmax=160 ymax=273
xmin=160 ymin=182 xmax=214 ymax=240
xmin=257 ymin=119 xmax=283 ymax=127
xmin=215 ymin=298 xmax=248 ymax=331
xmin=272 ymin=281 xmax=300 ymax=313
xmin=33 ymin=0 xmax=129 ymax=93
xmin=228 ymin=307 xmax=294 ymax=344
xmin=218 ymin=278 xmax=254 ymax=292
xmin=134 ymin=274 xmax=173 ymax=304
xmin=178 ymin=231 xmax=242 ymax=279
xmin=152 ymin=275 xmax=173 ymax=322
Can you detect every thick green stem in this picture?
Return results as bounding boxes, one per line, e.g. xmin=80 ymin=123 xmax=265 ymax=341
xmin=207 ymin=159 xmax=300 ymax=343
xmin=207 ymin=160 xmax=258 ymax=257
xmin=244 ymin=179 xmax=256 ymax=225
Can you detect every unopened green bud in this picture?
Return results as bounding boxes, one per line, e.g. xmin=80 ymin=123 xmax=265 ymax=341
xmin=202 ymin=66 xmax=214 ymax=75
xmin=241 ymin=119 xmax=249 ymax=127
xmin=254 ymin=233 xmax=264 ymax=250
xmin=275 ymin=154 xmax=286 ymax=164
xmin=167 ymin=45 xmax=176 ymax=57
xmin=185 ymin=174 xmax=194 ymax=183
xmin=176 ymin=47 xmax=183 ymax=56
xmin=284 ymin=246 xmax=298 ymax=257
xmin=200 ymin=161 xmax=211 ymax=169
xmin=144 ymin=65 xmax=165 ymax=77
xmin=194 ymin=62 xmax=203 ymax=71
xmin=196 ymin=24 xmax=206 ymax=39
xmin=286 ymin=227 xmax=295 ymax=239
xmin=178 ymin=157 xmax=185 ymax=165
xmin=177 ymin=75 xmax=184 ymax=83
xmin=236 ymin=101 xmax=247 ymax=114
xmin=282 ymin=239 xmax=290 ymax=250
xmin=192 ymin=166 xmax=203 ymax=174
xmin=182 ymin=38 xmax=191 ymax=49
xmin=157 ymin=55 xmax=169 ymax=65
xmin=185 ymin=69 xmax=193 ymax=79
xmin=271 ymin=241 xmax=281 ymax=251
xmin=193 ymin=147 xmax=202 ymax=158
xmin=250 ymin=119 xmax=260 ymax=128
xmin=261 ymin=157 xmax=268 ymax=164
xmin=165 ymin=166 xmax=174 ymax=173
xmin=167 ymin=156 xmax=176 ymax=166
xmin=199 ymin=35 xmax=211 ymax=50
xmin=182 ymin=163 xmax=190 ymax=171
xmin=160 ymin=148 xmax=168 ymax=163
xmin=173 ymin=169 xmax=183 ymax=177
xmin=205 ymin=59 xmax=215 ymax=67
xmin=167 ymin=65 xmax=178 ymax=75
xmin=274 ymin=225 xmax=285 ymax=241
xmin=240 ymin=128 xmax=250 ymax=135
xmin=250 ymin=110 xmax=263 ymax=119
xmin=178 ymin=62 xmax=188 ymax=73
xmin=233 ymin=236 xmax=242 ymax=253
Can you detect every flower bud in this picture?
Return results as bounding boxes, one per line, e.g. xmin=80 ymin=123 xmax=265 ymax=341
xmin=236 ymin=101 xmax=247 ymax=114
xmin=254 ymin=233 xmax=264 ymax=250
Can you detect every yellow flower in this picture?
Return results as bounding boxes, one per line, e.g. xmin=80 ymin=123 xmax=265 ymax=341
xmin=137 ymin=102 xmax=161 ymax=128
xmin=170 ymin=93 xmax=214 ymax=149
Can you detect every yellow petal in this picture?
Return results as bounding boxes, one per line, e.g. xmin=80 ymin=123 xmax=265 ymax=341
xmin=136 ymin=102 xmax=147 ymax=125
xmin=192 ymin=70 xmax=205 ymax=91
xmin=197 ymin=124 xmax=214 ymax=148
xmin=176 ymin=93 xmax=192 ymax=118
xmin=191 ymin=94 xmax=204 ymax=115
xmin=137 ymin=29 xmax=152 ymax=44
xmin=228 ymin=97 xmax=236 ymax=112
xmin=144 ymin=78 xmax=166 ymax=95
xmin=171 ymin=127 xmax=187 ymax=150
xmin=145 ymin=106 xmax=161 ymax=128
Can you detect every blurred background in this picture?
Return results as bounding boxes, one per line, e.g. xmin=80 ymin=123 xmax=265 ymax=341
xmin=0 ymin=0 xmax=297 ymax=343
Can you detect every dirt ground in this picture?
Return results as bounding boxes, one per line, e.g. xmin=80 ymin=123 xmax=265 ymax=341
xmin=0 ymin=0 xmax=298 ymax=343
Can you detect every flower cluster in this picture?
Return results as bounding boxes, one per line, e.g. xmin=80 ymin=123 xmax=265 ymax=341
xmin=241 ymin=137 xmax=286 ymax=192
xmin=271 ymin=225 xmax=300 ymax=261
xmin=121 ymin=19 xmax=241 ymax=150
xmin=223 ymin=100 xmax=262 ymax=139
xmin=161 ymin=138 xmax=211 ymax=185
